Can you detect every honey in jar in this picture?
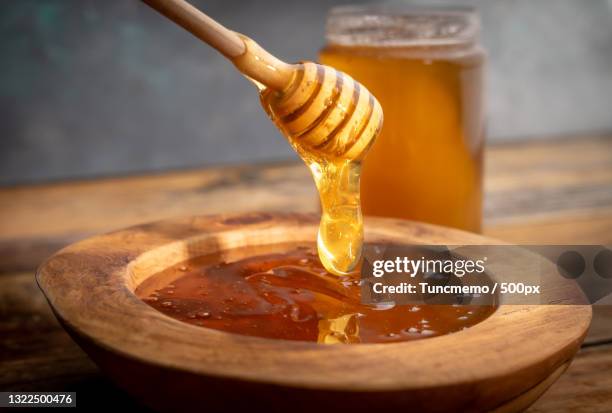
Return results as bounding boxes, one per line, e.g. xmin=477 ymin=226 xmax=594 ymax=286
xmin=320 ymin=6 xmax=486 ymax=232
xmin=136 ymin=243 xmax=495 ymax=344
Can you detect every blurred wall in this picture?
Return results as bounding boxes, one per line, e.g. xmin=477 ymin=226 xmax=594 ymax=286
xmin=1 ymin=0 xmax=611 ymax=184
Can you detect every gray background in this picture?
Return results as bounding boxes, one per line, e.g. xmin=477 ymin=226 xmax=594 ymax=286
xmin=1 ymin=0 xmax=611 ymax=185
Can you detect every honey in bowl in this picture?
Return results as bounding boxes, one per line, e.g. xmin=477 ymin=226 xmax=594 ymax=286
xmin=136 ymin=243 xmax=495 ymax=344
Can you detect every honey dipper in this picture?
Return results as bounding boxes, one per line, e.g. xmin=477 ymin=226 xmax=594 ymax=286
xmin=142 ymin=0 xmax=383 ymax=160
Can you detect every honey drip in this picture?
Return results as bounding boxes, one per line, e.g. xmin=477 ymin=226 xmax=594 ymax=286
xmin=309 ymin=160 xmax=363 ymax=276
xmin=142 ymin=0 xmax=382 ymax=276
xmin=249 ymin=53 xmax=383 ymax=276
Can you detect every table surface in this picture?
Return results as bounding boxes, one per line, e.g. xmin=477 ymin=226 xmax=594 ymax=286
xmin=1 ymin=135 xmax=611 ymax=411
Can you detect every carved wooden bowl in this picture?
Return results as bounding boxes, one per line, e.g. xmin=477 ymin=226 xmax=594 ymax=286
xmin=36 ymin=213 xmax=591 ymax=412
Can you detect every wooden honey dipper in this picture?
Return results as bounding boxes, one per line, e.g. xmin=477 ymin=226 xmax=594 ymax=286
xmin=142 ymin=0 xmax=383 ymax=160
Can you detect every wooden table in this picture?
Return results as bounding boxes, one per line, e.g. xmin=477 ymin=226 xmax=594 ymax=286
xmin=1 ymin=135 xmax=611 ymax=411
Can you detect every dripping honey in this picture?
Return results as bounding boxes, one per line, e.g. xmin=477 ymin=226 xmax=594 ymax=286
xmin=258 ymin=63 xmax=381 ymax=276
xmin=224 ymin=32 xmax=382 ymax=276
xmin=137 ymin=244 xmax=495 ymax=344
xmin=136 ymin=22 xmax=491 ymax=345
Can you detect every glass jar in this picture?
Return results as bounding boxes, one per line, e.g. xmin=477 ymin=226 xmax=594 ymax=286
xmin=320 ymin=5 xmax=485 ymax=232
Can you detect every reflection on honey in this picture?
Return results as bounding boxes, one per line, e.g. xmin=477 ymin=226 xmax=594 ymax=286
xmin=136 ymin=244 xmax=495 ymax=344
xmin=320 ymin=44 xmax=485 ymax=232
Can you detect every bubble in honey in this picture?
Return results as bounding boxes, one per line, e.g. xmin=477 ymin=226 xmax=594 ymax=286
xmin=136 ymin=245 xmax=496 ymax=344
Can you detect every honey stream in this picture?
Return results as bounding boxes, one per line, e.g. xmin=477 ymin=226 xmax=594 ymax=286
xmin=253 ymin=61 xmax=382 ymax=275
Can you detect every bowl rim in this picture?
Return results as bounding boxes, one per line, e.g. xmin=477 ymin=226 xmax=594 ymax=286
xmin=36 ymin=212 xmax=592 ymax=392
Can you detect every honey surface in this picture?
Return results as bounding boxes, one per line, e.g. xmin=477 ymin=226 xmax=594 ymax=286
xmin=136 ymin=244 xmax=495 ymax=344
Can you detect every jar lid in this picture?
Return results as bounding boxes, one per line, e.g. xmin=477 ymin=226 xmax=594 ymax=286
xmin=326 ymin=5 xmax=480 ymax=47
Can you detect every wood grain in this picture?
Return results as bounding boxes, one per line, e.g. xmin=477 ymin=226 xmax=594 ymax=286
xmin=1 ymin=136 xmax=611 ymax=274
xmin=1 ymin=135 xmax=611 ymax=411
xmin=484 ymin=136 xmax=612 ymax=222
xmin=35 ymin=213 xmax=590 ymax=412
xmin=0 ymin=163 xmax=317 ymax=272
xmin=0 ymin=271 xmax=148 ymax=409
xmin=2 ymin=272 xmax=608 ymax=411
xmin=484 ymin=208 xmax=612 ymax=245
xmin=0 ymin=272 xmax=95 ymax=388
xmin=527 ymin=343 xmax=612 ymax=413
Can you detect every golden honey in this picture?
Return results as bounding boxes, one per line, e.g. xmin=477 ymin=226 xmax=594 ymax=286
xmin=320 ymin=7 xmax=485 ymax=232
xmin=257 ymin=60 xmax=382 ymax=276
xmin=134 ymin=3 xmax=495 ymax=347
xmin=137 ymin=244 xmax=495 ymax=344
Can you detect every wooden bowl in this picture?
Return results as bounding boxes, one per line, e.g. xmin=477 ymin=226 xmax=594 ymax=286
xmin=36 ymin=213 xmax=591 ymax=412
